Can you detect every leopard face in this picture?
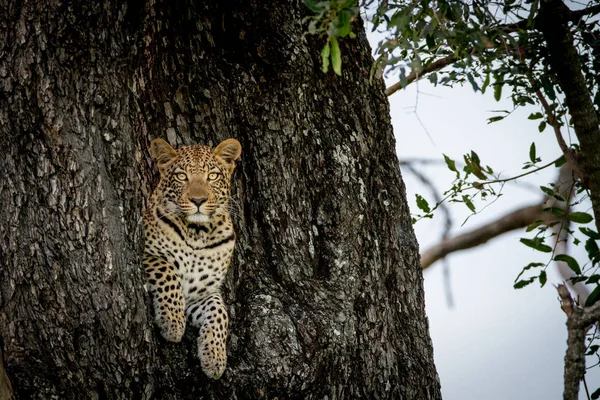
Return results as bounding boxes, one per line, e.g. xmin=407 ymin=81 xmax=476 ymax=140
xmin=150 ymin=139 xmax=242 ymax=223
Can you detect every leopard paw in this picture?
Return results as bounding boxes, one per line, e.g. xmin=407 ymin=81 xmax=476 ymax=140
xmin=197 ymin=326 xmax=227 ymax=379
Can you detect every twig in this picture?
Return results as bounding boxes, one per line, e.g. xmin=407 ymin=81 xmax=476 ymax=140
xmin=403 ymin=163 xmax=455 ymax=305
xmin=385 ymin=55 xmax=456 ymax=96
xmin=530 ymin=82 xmax=584 ymax=181
xmin=478 ymin=156 xmax=562 ymax=186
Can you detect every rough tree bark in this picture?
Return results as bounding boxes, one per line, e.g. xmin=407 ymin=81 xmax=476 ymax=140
xmin=0 ymin=0 xmax=441 ymax=398
xmin=538 ymin=0 xmax=600 ymax=233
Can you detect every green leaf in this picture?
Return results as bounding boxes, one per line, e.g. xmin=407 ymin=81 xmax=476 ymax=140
xmin=466 ymin=73 xmax=479 ymax=92
xmin=487 ymin=116 xmax=504 ymax=124
xmin=554 ymin=254 xmax=581 ymax=275
xmin=425 ymin=34 xmax=436 ymax=50
xmin=571 ymin=275 xmax=588 ymax=284
xmin=304 ymin=0 xmax=326 ymax=13
xmin=520 ymin=238 xmax=552 ymax=253
xmin=538 ymin=121 xmax=546 ymax=132
xmin=585 ymin=238 xmax=600 ymax=262
xmin=415 ymin=194 xmax=431 ymax=213
xmin=567 ymin=212 xmax=593 ymax=224
xmin=543 ymin=207 xmax=564 ymax=217
xmin=539 ymin=186 xmax=565 ymax=201
xmin=321 ymin=42 xmax=330 ymax=73
xmin=585 ymin=284 xmax=600 ymax=307
xmin=591 ymin=386 xmax=600 ymax=400
xmin=481 ymin=72 xmax=490 ymax=94
xmin=336 ymin=10 xmax=352 ymax=37
xmin=580 ymin=227 xmax=600 ymax=240
xmin=462 ymin=195 xmax=476 ymax=212
xmin=514 ymin=277 xmax=537 ymax=289
xmin=526 ymin=220 xmax=544 ymax=232
xmin=529 ymin=142 xmax=536 ymax=163
xmin=428 ymin=72 xmax=438 ymax=85
xmin=587 ymin=274 xmax=600 ymax=284
xmin=330 ymin=36 xmax=342 ymax=76
xmin=528 ymin=112 xmax=543 ymax=120
xmin=539 ymin=270 xmax=547 ymax=287
xmin=540 ymin=186 xmax=553 ymax=196
xmin=541 ymin=75 xmax=556 ymax=101
xmin=587 ymin=344 xmax=600 ymax=356
xmin=493 ymin=82 xmax=502 ymax=101
xmin=443 ymin=154 xmax=457 ymax=173
xmin=555 ymin=155 xmax=566 ymax=167
xmin=515 ymin=262 xmax=545 ymax=282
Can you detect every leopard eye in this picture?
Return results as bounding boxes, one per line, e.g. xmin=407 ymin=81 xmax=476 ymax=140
xmin=207 ymin=172 xmax=220 ymax=181
xmin=175 ymin=172 xmax=188 ymax=181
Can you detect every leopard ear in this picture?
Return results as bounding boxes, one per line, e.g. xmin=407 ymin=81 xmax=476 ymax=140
xmin=214 ymin=138 xmax=242 ymax=172
xmin=150 ymin=138 xmax=178 ymax=174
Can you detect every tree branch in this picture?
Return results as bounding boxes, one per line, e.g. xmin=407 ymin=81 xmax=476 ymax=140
xmin=384 ymin=2 xmax=600 ymax=97
xmin=384 ymin=19 xmax=524 ymax=96
xmin=479 ymin=156 xmax=561 ymax=186
xmin=419 ymin=164 xmax=573 ymax=271
xmin=385 ymin=55 xmax=456 ymax=96
xmin=539 ymin=0 xmax=600 ymax=234
xmin=530 ymin=81 xmax=585 ymax=181
xmin=420 ymin=203 xmax=545 ymax=269
xmin=570 ymin=4 xmax=600 ymax=21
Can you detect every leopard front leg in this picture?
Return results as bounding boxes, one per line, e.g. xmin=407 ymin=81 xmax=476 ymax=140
xmin=186 ymin=292 xmax=229 ymax=379
xmin=143 ymin=254 xmax=186 ymax=342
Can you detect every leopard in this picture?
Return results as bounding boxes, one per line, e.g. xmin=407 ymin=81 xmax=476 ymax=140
xmin=143 ymin=137 xmax=242 ymax=380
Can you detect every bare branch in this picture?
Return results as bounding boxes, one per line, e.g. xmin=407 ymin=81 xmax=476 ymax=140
xmin=385 ymin=55 xmax=456 ymax=96
xmin=420 ymin=203 xmax=545 ymax=269
xmin=420 ymin=165 xmax=574 ymax=269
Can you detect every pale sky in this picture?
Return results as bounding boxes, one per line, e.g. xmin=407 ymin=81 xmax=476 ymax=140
xmin=379 ymin=55 xmax=600 ymax=399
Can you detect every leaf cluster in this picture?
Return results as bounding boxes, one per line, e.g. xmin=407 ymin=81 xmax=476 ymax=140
xmin=304 ymin=0 xmax=359 ymax=75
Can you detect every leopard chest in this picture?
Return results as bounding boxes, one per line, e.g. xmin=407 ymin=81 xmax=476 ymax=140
xmin=175 ymin=242 xmax=235 ymax=301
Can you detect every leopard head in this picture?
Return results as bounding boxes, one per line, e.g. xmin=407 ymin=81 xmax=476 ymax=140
xmin=150 ymin=138 xmax=242 ymax=223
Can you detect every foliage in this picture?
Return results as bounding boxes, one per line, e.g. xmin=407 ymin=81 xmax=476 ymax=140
xmin=304 ymin=0 xmax=360 ymax=75
xmin=304 ymin=0 xmax=600 ymax=302
xmin=304 ymin=0 xmax=600 ymax=396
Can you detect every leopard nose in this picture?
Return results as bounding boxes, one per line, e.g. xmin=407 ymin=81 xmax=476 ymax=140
xmin=190 ymin=197 xmax=207 ymax=207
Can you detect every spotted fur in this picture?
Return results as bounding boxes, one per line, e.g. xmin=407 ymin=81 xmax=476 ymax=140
xmin=143 ymin=138 xmax=241 ymax=379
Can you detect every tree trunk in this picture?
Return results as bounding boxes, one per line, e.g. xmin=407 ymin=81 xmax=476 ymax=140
xmin=0 ymin=0 xmax=441 ymax=398
xmin=538 ymin=0 xmax=600 ymax=233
